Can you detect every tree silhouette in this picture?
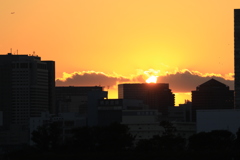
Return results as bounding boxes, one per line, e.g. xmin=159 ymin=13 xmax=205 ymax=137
xmin=135 ymin=134 xmax=186 ymax=153
xmin=69 ymin=126 xmax=97 ymax=152
xmin=96 ymin=122 xmax=135 ymax=151
xmin=31 ymin=122 xmax=61 ymax=151
xmin=234 ymin=127 xmax=240 ymax=151
xmin=188 ymin=130 xmax=235 ymax=152
xmin=160 ymin=121 xmax=176 ymax=135
xmin=67 ymin=122 xmax=135 ymax=152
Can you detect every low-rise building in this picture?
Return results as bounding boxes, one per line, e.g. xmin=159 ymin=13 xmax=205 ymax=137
xmin=197 ymin=109 xmax=240 ymax=134
xmin=122 ymin=110 xmax=164 ymax=142
xmin=171 ymin=121 xmax=196 ymax=139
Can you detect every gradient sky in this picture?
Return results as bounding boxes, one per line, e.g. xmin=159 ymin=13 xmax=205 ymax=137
xmin=1 ymin=0 xmax=240 ymax=105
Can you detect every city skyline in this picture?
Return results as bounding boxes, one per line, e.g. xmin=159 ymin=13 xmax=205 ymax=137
xmin=1 ymin=1 xmax=240 ymax=104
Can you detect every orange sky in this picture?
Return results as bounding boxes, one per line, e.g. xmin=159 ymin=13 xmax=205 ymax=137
xmin=1 ymin=0 xmax=239 ymax=105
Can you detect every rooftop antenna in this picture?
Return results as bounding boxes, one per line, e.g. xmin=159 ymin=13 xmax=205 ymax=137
xmin=33 ymin=51 xmax=35 ymax=56
xmin=16 ymin=49 xmax=18 ymax=55
xmin=10 ymin=48 xmax=12 ymax=54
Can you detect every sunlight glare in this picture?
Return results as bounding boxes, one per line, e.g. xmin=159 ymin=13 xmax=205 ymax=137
xmin=146 ymin=76 xmax=158 ymax=83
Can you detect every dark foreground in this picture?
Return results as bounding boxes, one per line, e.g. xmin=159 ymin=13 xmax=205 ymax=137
xmin=3 ymin=150 xmax=240 ymax=160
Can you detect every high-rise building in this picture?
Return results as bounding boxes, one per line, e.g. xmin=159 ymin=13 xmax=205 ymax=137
xmin=0 ymin=53 xmax=55 ymax=130
xmin=118 ymin=83 xmax=175 ymax=115
xmin=191 ymin=79 xmax=234 ymax=122
xmin=234 ymin=9 xmax=240 ymax=108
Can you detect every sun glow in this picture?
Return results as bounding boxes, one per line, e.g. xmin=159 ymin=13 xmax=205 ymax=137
xmin=146 ymin=76 xmax=158 ymax=83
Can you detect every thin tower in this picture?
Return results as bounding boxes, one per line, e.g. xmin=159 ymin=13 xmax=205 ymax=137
xmin=234 ymin=9 xmax=240 ymax=108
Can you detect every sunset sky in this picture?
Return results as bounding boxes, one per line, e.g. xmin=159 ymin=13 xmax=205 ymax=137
xmin=1 ymin=0 xmax=240 ymax=105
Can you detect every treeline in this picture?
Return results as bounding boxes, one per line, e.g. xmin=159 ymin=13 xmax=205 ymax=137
xmin=5 ymin=122 xmax=240 ymax=160
xmin=31 ymin=122 xmax=134 ymax=152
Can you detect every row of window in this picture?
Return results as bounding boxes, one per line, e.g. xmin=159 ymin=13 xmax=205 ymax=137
xmin=11 ymin=63 xmax=48 ymax=70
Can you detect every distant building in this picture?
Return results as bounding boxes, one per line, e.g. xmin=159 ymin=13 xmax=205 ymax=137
xmin=97 ymin=98 xmax=164 ymax=142
xmin=171 ymin=121 xmax=196 ymax=139
xmin=191 ymin=79 xmax=234 ymax=122
xmin=234 ymin=9 xmax=240 ymax=108
xmin=197 ymin=109 xmax=240 ymax=134
xmin=58 ymin=95 xmax=87 ymax=114
xmin=97 ymin=99 xmax=147 ymax=126
xmin=98 ymin=99 xmax=123 ymax=126
xmin=55 ymin=86 xmax=104 ymax=114
xmin=118 ymin=83 xmax=175 ymax=115
xmin=122 ymin=109 xmax=164 ymax=142
xmin=167 ymin=101 xmax=192 ymax=122
xmin=87 ymin=90 xmax=108 ymax=127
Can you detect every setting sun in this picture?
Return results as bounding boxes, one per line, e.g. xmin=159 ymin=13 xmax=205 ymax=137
xmin=0 ymin=0 xmax=237 ymax=106
xmin=146 ymin=76 xmax=158 ymax=83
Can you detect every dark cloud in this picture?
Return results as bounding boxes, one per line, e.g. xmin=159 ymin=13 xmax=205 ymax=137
xmin=56 ymin=72 xmax=130 ymax=87
xmin=158 ymin=71 xmax=234 ymax=92
xmin=56 ymin=71 xmax=234 ymax=93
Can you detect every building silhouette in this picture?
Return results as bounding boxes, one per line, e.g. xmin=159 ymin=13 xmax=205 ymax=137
xmin=0 ymin=53 xmax=55 ymax=147
xmin=0 ymin=53 xmax=55 ymax=129
xmin=167 ymin=101 xmax=192 ymax=122
xmin=55 ymin=86 xmax=104 ymax=114
xmin=191 ymin=79 xmax=234 ymax=122
xmin=118 ymin=83 xmax=175 ymax=115
xmin=97 ymin=99 xmax=148 ymax=126
xmin=234 ymin=9 xmax=240 ymax=108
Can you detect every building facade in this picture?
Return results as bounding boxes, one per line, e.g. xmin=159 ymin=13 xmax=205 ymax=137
xmin=118 ymin=83 xmax=175 ymax=115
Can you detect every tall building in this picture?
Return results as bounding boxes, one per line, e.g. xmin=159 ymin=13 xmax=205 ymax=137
xmin=0 ymin=53 xmax=55 ymax=130
xmin=234 ymin=9 xmax=240 ymax=108
xmin=191 ymin=79 xmax=234 ymax=122
xmin=118 ymin=83 xmax=175 ymax=115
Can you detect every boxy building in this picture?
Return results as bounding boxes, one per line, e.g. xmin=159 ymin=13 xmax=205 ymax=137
xmin=118 ymin=83 xmax=175 ymax=116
